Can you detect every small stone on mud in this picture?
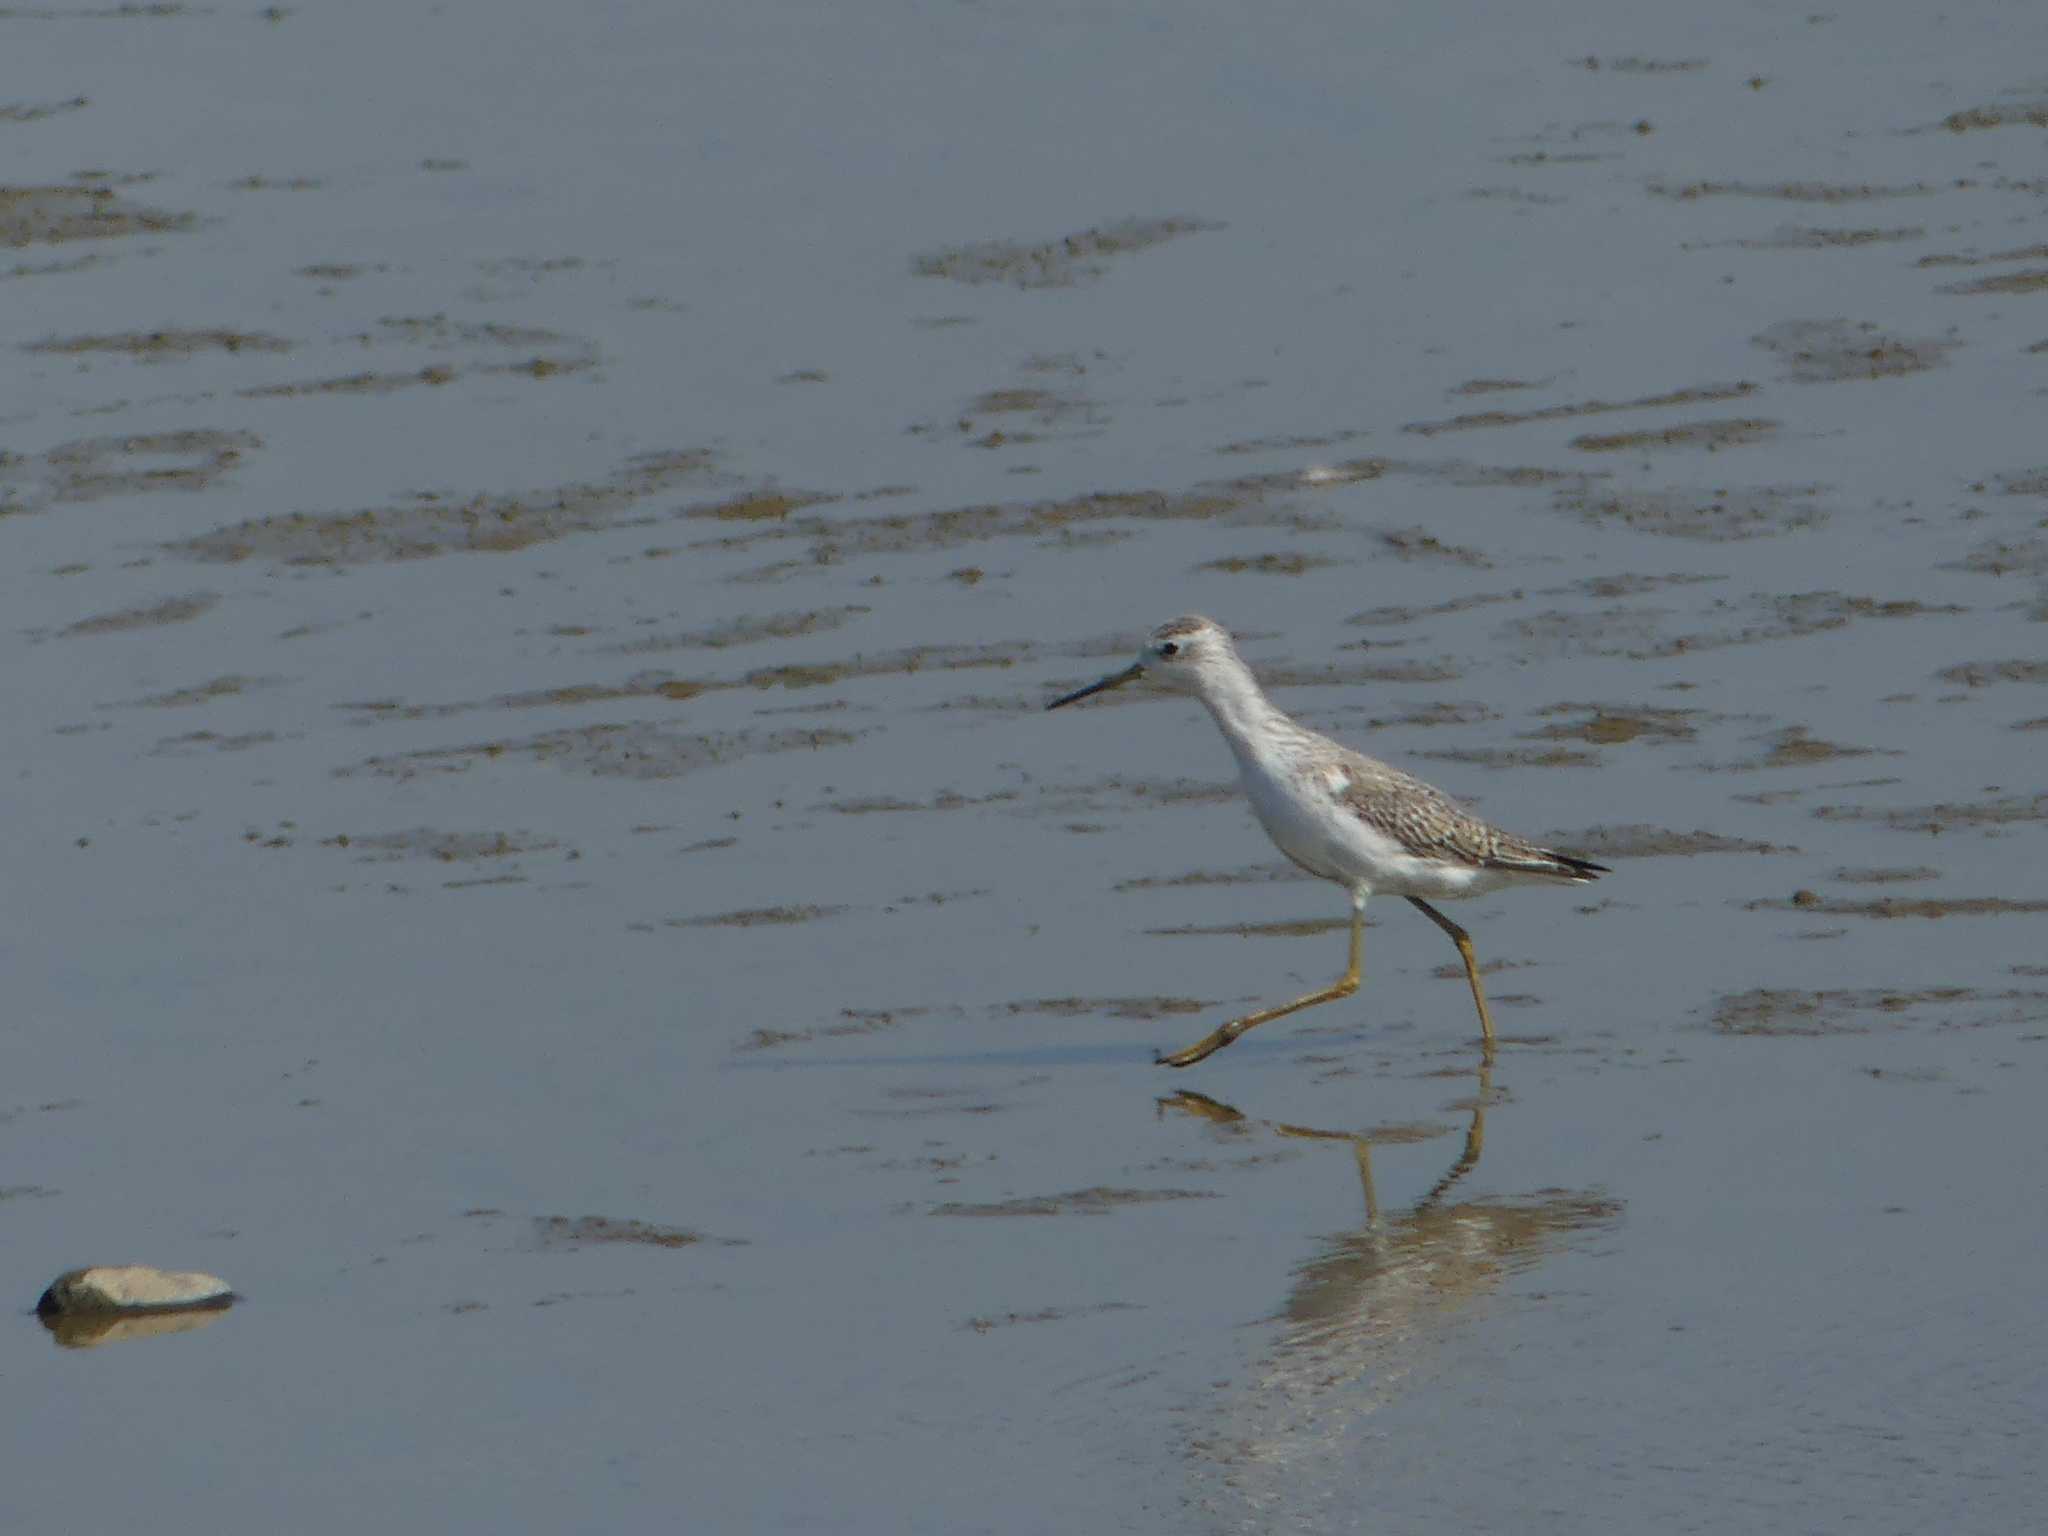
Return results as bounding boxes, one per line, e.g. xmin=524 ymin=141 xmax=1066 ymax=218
xmin=36 ymin=1265 xmax=234 ymax=1316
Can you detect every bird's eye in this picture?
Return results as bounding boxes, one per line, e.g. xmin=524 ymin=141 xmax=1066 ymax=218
xmin=1158 ymin=641 xmax=1180 ymax=658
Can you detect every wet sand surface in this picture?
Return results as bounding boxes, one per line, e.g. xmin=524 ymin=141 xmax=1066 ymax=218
xmin=5 ymin=2 xmax=2046 ymax=1530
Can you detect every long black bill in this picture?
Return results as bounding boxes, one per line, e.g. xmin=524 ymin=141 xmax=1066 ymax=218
xmin=1046 ymin=662 xmax=1144 ymax=711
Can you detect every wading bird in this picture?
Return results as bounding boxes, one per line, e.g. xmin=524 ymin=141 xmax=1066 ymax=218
xmin=1047 ymin=615 xmax=1607 ymax=1066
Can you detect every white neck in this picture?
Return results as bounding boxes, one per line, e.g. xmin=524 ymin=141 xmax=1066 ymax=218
xmin=1191 ymin=651 xmax=1296 ymax=767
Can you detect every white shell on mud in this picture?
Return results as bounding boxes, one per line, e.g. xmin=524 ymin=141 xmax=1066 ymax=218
xmin=36 ymin=1265 xmax=234 ymax=1316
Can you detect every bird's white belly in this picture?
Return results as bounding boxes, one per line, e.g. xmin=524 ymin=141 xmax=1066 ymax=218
xmin=1240 ymin=756 xmax=1494 ymax=900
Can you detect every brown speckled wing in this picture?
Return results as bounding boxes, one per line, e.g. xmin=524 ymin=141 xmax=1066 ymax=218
xmin=1341 ymin=766 xmax=1499 ymax=866
xmin=1340 ymin=759 xmax=1602 ymax=877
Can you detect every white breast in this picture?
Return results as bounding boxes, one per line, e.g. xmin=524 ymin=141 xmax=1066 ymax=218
xmin=1239 ymin=754 xmax=1360 ymax=885
xmin=1237 ymin=749 xmax=1499 ymax=900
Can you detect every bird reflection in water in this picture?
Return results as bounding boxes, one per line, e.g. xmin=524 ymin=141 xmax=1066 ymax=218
xmin=1159 ymin=1063 xmax=1620 ymax=1509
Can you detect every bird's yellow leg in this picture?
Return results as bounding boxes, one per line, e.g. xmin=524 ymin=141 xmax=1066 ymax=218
xmin=1405 ymin=896 xmax=1496 ymax=1055
xmin=1157 ymin=894 xmax=1366 ymax=1069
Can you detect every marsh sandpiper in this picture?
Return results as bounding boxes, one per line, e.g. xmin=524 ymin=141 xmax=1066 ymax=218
xmin=1047 ymin=615 xmax=1608 ymax=1067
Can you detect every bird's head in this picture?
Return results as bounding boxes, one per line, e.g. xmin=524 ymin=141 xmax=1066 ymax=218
xmin=1046 ymin=614 xmax=1236 ymax=709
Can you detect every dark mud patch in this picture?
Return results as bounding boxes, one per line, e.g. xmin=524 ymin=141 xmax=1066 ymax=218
xmin=1415 ymin=745 xmax=1600 ymax=769
xmin=534 ymin=1216 xmax=746 ymax=1250
xmin=1553 ymin=482 xmax=1828 ymax=540
xmin=1 ymin=429 xmax=257 ymax=513
xmin=1918 ymin=243 xmax=2048 ymax=271
xmin=1946 ymin=527 xmax=2048 ymax=579
xmin=1834 ymin=866 xmax=1942 ymax=884
xmin=819 ymin=788 xmax=1019 ymax=815
xmin=1374 ymin=527 xmax=1490 ymax=567
xmin=670 ymin=904 xmax=846 ymax=928
xmin=932 ymin=386 xmax=1103 ymax=450
xmin=605 ymin=606 xmax=872 ymax=655
xmin=1574 ymin=55 xmax=1707 ymax=72
xmin=1000 ymin=996 xmax=1212 ymax=1022
xmin=1941 ymin=269 xmax=2048 ymax=296
xmin=730 ymin=641 xmax=1012 ymax=692
xmin=239 ymin=366 xmax=458 ymax=399
xmin=1570 ymin=418 xmax=1778 ymax=452
xmin=931 ymin=1186 xmax=1217 ymax=1217
xmin=342 ymin=677 xmax=703 ymax=722
xmin=1215 ymin=427 xmax=1372 ymax=456
xmin=61 ymin=592 xmax=217 ymax=636
xmin=2 ymin=250 xmax=107 ymax=281
xmin=1527 ymin=703 xmax=1700 ymax=745
xmin=1542 ymin=825 xmax=1789 ymax=858
xmin=342 ymin=722 xmax=858 ymax=782
xmin=966 ymin=385 xmax=1056 ymax=409
xmin=1112 ymin=863 xmax=1305 ymax=891
xmin=1748 ymin=894 xmax=2048 ymax=918
xmin=148 ymin=729 xmax=279 ymax=756
xmin=860 ymin=1084 xmax=1014 ymax=1120
xmin=321 ymin=828 xmax=560 ymax=863
xmin=1198 ymin=551 xmax=1344 ymax=575
xmin=226 ymin=175 xmax=322 ymax=192
xmin=702 ymin=462 xmax=1567 ymax=578
xmin=1260 ymin=658 xmax=1464 ymax=689
xmin=1556 ymin=571 xmax=1723 ymax=599
xmin=1728 ymin=225 xmax=1925 ymax=251
xmin=1145 ymin=918 xmax=1351 ymax=939
xmin=27 ymin=328 xmax=290 ymax=360
xmin=417 ymin=642 xmax=1015 ymax=719
xmin=964 ymin=1302 xmax=1140 ymax=1333
xmin=1318 ymin=699 xmax=1502 ymax=732
xmin=1937 ymin=103 xmax=2048 ymax=133
xmin=0 ymin=182 xmax=193 ymax=246
xmin=1758 ymin=728 xmax=1882 ymax=768
xmin=0 ymin=95 xmax=88 ymax=124
xmin=683 ymin=490 xmax=837 ymax=523
xmin=354 ymin=315 xmax=572 ymax=350
xmin=1632 ymin=591 xmax=1959 ymax=659
xmin=1404 ymin=381 xmax=1757 ymax=438
xmin=493 ymin=354 xmax=596 ymax=383
xmin=1935 ymin=659 xmax=2048 ymax=687
xmin=1036 ymin=777 xmax=1237 ymax=818
xmin=175 ymin=449 xmax=713 ymax=565
xmin=1496 ymin=606 xmax=1671 ymax=660
xmin=912 ymin=216 xmax=1222 ymax=288
xmin=1805 ymin=793 xmax=2044 ymax=835
xmin=1294 ymin=457 xmax=1585 ymax=493
xmin=296 ymin=262 xmax=380 ymax=282
xmin=1699 ymin=727 xmax=1889 ymax=772
xmin=704 ymin=486 xmax=1252 ymax=568
xmin=1347 ymin=591 xmax=1522 ymax=627
xmin=1498 ymin=151 xmax=1614 ymax=168
xmin=735 ymin=1006 xmax=938 ymax=1054
xmin=124 ymin=673 xmax=280 ymax=707
xmin=1651 ymin=180 xmax=1945 ymax=202
xmin=1993 ymin=470 xmax=2048 ymax=497
xmin=1753 ymin=319 xmax=1956 ymax=382
xmin=1757 ymin=592 xmax=1959 ymax=626
xmin=1711 ymin=986 xmax=2044 ymax=1036
xmin=1466 ymin=186 xmax=1568 ymax=207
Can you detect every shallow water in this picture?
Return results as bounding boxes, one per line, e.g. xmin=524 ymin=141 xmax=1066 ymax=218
xmin=4 ymin=1 xmax=2046 ymax=1530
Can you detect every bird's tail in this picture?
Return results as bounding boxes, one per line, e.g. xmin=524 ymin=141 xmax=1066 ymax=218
xmin=1487 ymin=846 xmax=1610 ymax=882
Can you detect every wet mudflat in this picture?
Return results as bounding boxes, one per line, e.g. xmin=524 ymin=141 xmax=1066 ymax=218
xmin=4 ymin=1 xmax=2046 ymax=1531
